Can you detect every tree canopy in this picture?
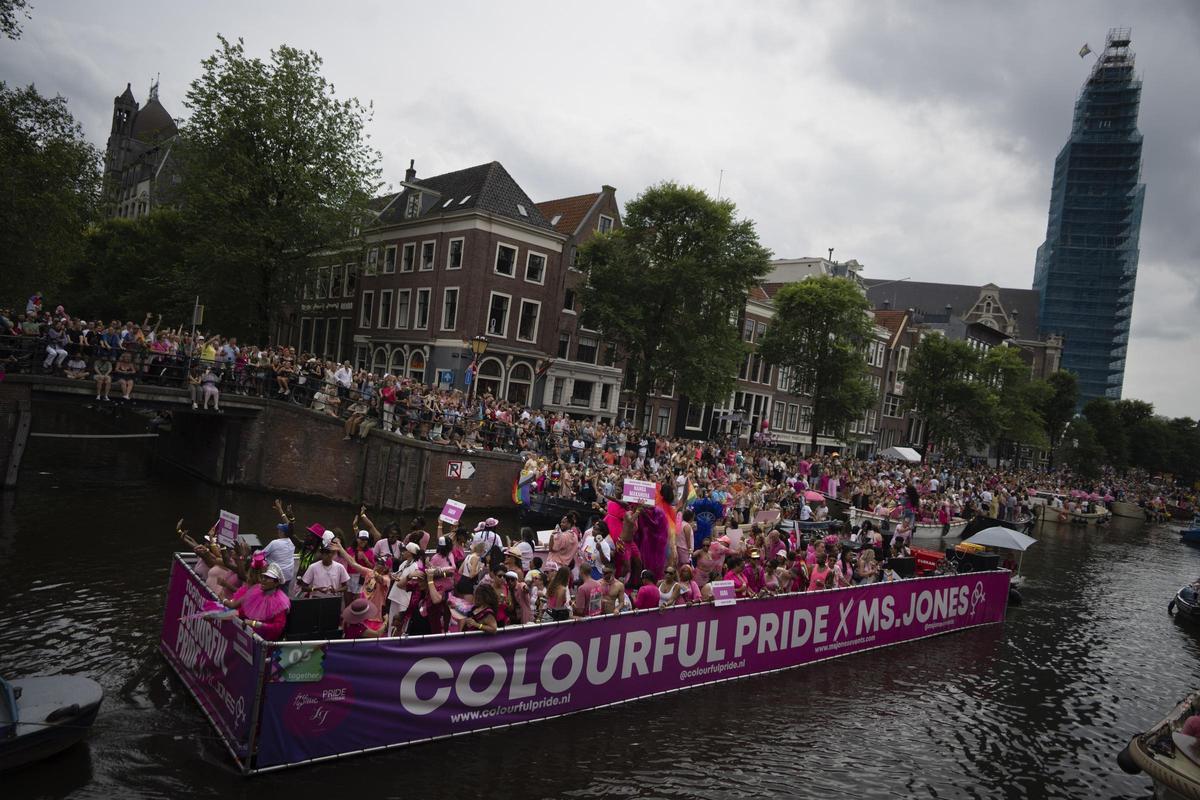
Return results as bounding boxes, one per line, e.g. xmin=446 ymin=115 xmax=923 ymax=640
xmin=758 ymin=276 xmax=875 ymax=452
xmin=980 ymin=344 xmax=1049 ymax=465
xmin=1036 ymin=370 xmax=1078 ymax=465
xmin=176 ymin=35 xmax=382 ymax=339
xmin=0 ymin=82 xmax=100 ymax=301
xmin=578 ymin=182 xmax=771 ymax=424
xmin=902 ymin=333 xmax=996 ymax=457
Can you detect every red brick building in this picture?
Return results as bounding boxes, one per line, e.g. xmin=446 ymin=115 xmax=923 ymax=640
xmin=534 ymin=187 xmax=624 ymax=420
xmin=353 ymin=161 xmax=567 ymax=404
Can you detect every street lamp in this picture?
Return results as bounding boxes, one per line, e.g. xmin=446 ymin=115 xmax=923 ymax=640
xmin=467 ymin=334 xmax=489 ymax=404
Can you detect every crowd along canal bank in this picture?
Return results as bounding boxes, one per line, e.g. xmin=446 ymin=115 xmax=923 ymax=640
xmin=161 ymin=553 xmax=1010 ymax=772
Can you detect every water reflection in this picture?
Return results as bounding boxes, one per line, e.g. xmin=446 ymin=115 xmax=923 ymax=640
xmin=2 ymin=434 xmax=1199 ymax=798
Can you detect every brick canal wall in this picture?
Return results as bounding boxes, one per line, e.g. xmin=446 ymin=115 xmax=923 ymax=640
xmin=5 ymin=375 xmax=522 ymax=511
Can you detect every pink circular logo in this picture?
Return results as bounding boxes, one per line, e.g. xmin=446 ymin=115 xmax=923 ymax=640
xmin=281 ymin=676 xmax=353 ymax=738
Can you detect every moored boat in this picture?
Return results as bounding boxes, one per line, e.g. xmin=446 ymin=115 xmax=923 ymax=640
xmin=0 ymin=674 xmax=104 ymax=771
xmin=1169 ymin=584 xmax=1200 ymax=621
xmin=518 ymin=494 xmax=599 ymax=531
xmin=848 ymin=508 xmax=968 ymax=539
xmin=1111 ymin=500 xmax=1146 ymax=520
xmin=1118 ymin=689 xmax=1200 ymax=799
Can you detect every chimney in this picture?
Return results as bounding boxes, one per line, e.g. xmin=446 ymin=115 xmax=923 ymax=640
xmin=602 ymin=184 xmax=615 ymax=194
xmin=882 ymin=299 xmax=891 ymax=309
xmin=405 ymin=159 xmax=416 ymax=182
xmin=944 ymin=304 xmax=953 ymax=318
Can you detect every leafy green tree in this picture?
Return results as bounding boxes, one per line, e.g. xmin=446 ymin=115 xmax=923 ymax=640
xmin=1081 ymin=398 xmax=1128 ymax=468
xmin=758 ymin=276 xmax=875 ymax=453
xmin=1164 ymin=417 xmax=1200 ymax=484
xmin=1 ymin=0 xmax=30 ymax=39
xmin=1115 ymin=398 xmax=1155 ymax=430
xmin=578 ymin=182 xmax=771 ymax=425
xmin=1037 ymin=370 xmax=1078 ymax=466
xmin=1057 ymin=417 xmax=1105 ymax=479
xmin=0 ymin=82 xmax=100 ymax=301
xmin=980 ymin=345 xmax=1048 ymax=466
xmin=176 ymin=35 xmax=381 ymax=340
xmin=61 ymin=210 xmax=194 ymax=324
xmin=1127 ymin=415 xmax=1171 ymax=475
xmin=902 ymin=333 xmax=996 ymax=457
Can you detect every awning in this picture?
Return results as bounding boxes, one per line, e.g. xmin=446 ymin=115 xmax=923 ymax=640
xmin=882 ymin=446 xmax=922 ymax=462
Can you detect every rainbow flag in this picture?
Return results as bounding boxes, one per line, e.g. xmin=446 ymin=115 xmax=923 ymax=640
xmin=655 ymin=483 xmax=678 ymax=537
xmin=513 ymin=472 xmax=533 ymax=506
xmin=685 ymin=477 xmax=698 ymax=503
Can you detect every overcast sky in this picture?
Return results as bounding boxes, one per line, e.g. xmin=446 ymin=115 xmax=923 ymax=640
xmin=3 ymin=1 xmax=1197 ymax=417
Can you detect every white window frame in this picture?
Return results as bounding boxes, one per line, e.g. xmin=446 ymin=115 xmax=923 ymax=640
xmin=516 ymin=298 xmax=541 ymax=343
xmin=446 ymin=237 xmax=464 ymax=270
xmin=383 ymin=244 xmax=397 ymax=274
xmin=685 ymin=402 xmax=707 ymax=431
xmin=399 ymin=242 xmax=415 ymax=273
xmin=378 ymin=289 xmax=394 ymax=328
xmin=420 ymin=240 xmax=436 ymax=272
xmin=316 ymin=266 xmax=330 ymax=299
xmin=395 ymin=288 xmax=411 ymax=329
xmin=365 ymin=247 xmax=378 ymax=276
xmin=344 ymin=263 xmax=356 ymax=298
xmin=494 ymin=242 xmax=518 ymax=278
xmin=563 ymin=288 xmax=577 ymax=315
xmin=486 ymin=291 xmax=512 ymax=338
xmin=524 ymin=250 xmax=547 ymax=285
xmin=359 ymin=290 xmax=374 ymax=328
xmin=897 ymin=345 xmax=910 ymax=373
xmin=414 ymin=288 xmax=431 ymax=330
xmin=441 ymin=287 xmax=459 ymax=332
xmin=598 ymin=215 xmax=614 ymax=234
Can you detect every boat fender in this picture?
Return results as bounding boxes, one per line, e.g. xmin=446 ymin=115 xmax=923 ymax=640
xmin=1008 ymin=588 xmax=1022 ymax=606
xmin=45 ymin=703 xmax=81 ymax=723
xmin=1116 ymin=741 xmax=1141 ymax=775
xmin=1168 ymin=599 xmax=1177 ymax=616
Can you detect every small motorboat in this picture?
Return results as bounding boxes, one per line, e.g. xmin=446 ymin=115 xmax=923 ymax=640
xmin=1110 ymin=500 xmax=1146 ymax=521
xmin=1170 ymin=584 xmax=1200 ymax=621
xmin=1179 ymin=516 xmax=1200 ymax=545
xmin=1117 ymin=689 xmax=1200 ymax=798
xmin=0 ymin=674 xmax=103 ymax=771
xmin=518 ymin=494 xmax=599 ymax=531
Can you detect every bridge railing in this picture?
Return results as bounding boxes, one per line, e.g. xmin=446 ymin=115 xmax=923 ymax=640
xmin=0 ymin=333 xmax=556 ymax=455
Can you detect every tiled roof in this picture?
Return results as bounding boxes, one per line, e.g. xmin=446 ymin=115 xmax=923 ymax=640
xmin=535 ymin=192 xmax=601 ymax=236
xmin=747 ymin=284 xmax=770 ymax=302
xmin=367 ymin=192 xmax=398 ymax=212
xmin=374 ymin=161 xmax=554 ymax=231
xmin=130 ymin=96 xmax=177 ymax=143
xmin=873 ymin=309 xmax=907 ymax=335
xmin=864 ymin=279 xmax=1042 ymax=337
xmin=760 ymin=282 xmax=786 ymax=299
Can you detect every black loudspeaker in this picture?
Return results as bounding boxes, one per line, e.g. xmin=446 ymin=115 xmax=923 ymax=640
xmin=888 ymin=556 xmax=916 ymax=578
xmin=962 ymin=552 xmax=1000 ymax=573
xmin=283 ymin=596 xmax=343 ymax=641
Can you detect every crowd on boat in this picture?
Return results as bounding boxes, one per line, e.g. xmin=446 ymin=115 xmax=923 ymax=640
xmin=172 ymin=431 xmax=1195 ymax=643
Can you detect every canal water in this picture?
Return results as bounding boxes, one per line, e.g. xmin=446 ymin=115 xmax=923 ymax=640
xmin=2 ymin=434 xmax=1197 ymax=799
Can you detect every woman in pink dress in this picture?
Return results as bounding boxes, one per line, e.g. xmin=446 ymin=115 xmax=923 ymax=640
xmin=426 ymin=537 xmax=457 ymax=633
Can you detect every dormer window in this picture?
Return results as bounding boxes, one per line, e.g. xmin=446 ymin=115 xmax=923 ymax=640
xmin=406 ymin=192 xmax=422 ymax=218
xmin=516 ymin=203 xmax=528 ymax=217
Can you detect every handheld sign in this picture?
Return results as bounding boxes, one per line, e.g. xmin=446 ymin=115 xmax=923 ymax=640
xmin=622 ymin=479 xmax=658 ymax=506
xmin=754 ymin=509 xmax=781 ymax=525
xmin=439 ymin=499 xmax=466 ymax=526
xmin=536 ymin=530 xmax=555 ymax=548
xmin=710 ymin=579 xmax=737 ymax=607
xmin=216 ymin=510 xmax=239 ymax=547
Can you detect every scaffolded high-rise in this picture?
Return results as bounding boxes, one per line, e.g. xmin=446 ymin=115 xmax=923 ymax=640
xmin=1033 ymin=28 xmax=1145 ymax=405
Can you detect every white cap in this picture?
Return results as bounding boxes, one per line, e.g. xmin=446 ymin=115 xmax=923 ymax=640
xmin=321 ymin=531 xmax=335 ymax=548
xmin=357 ymin=529 xmax=370 ymax=539
xmin=405 ymin=542 xmax=421 ymax=555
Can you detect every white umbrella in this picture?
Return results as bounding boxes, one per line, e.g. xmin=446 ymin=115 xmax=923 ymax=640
xmin=964 ymin=527 xmax=1038 ymax=551
xmin=964 ymin=526 xmax=1037 ymax=582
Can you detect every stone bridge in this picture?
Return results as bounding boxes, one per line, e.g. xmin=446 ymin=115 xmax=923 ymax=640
xmin=0 ymin=374 xmax=521 ymax=512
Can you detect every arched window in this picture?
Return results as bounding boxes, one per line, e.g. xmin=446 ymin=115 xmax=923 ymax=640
xmin=387 ymin=348 xmax=406 ymax=376
xmin=506 ymin=362 xmax=533 ymax=405
xmin=408 ymin=350 xmax=427 ymax=384
xmin=371 ymin=347 xmax=388 ymax=374
xmin=477 ymin=357 xmax=504 ymax=398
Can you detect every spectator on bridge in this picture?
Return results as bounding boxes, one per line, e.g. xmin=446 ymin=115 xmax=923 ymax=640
xmin=43 ymin=320 xmax=69 ymax=371
xmin=188 ymin=364 xmax=202 ymax=408
xmin=114 ymin=352 xmax=137 ymax=400
xmin=93 ymin=357 xmax=113 ymax=400
xmin=201 ymin=364 xmax=222 ymax=411
xmin=343 ymin=395 xmax=370 ymax=440
xmin=64 ymin=353 xmax=88 ymax=380
xmin=334 ymin=360 xmax=353 ymax=400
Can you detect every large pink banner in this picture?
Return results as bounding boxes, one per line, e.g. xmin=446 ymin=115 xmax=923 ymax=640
xmin=253 ymin=571 xmax=1009 ymax=769
xmin=159 ymin=556 xmax=263 ymax=765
